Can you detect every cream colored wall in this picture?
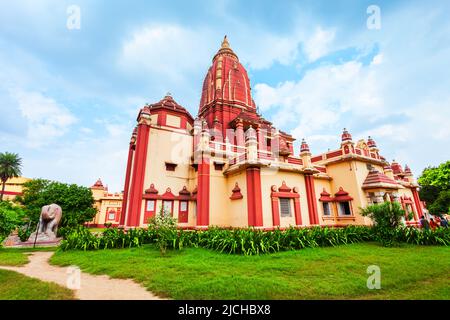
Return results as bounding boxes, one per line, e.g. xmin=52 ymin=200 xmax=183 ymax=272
xmin=226 ymin=171 xmax=248 ymax=227
xmin=2 ymin=177 xmax=31 ymax=201
xmin=140 ymin=127 xmax=195 ymax=226
xmin=166 ymin=114 xmax=181 ymax=127
xmin=90 ymin=195 xmax=123 ymax=225
xmin=209 ymin=159 xmax=229 ymax=227
xmin=260 ymin=169 xmax=309 ymax=228
xmin=326 ymin=161 xmax=368 ymax=225
xmin=313 ymin=178 xmax=333 ymax=226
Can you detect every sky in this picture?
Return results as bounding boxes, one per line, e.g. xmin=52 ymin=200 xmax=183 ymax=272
xmin=1 ymin=0 xmax=449 ymax=192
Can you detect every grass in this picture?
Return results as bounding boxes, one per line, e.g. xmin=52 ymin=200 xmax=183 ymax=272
xmin=0 ymin=247 xmax=57 ymax=266
xmin=0 ymin=269 xmax=74 ymax=300
xmin=50 ymin=242 xmax=450 ymax=300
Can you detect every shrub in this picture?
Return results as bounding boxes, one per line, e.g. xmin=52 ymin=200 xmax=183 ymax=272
xmin=0 ymin=201 xmax=26 ymax=244
xmin=147 ymin=208 xmax=179 ymax=254
xmin=360 ymin=201 xmax=409 ymax=246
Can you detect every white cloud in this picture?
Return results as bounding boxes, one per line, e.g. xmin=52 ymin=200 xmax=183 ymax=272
xmin=10 ymin=89 xmax=77 ymax=148
xmin=119 ymin=24 xmax=215 ymax=81
xmin=254 ymin=60 xmax=383 ymax=139
xmin=303 ymin=27 xmax=336 ymax=62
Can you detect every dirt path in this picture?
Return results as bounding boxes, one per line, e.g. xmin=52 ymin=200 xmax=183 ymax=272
xmin=0 ymin=252 xmax=163 ymax=300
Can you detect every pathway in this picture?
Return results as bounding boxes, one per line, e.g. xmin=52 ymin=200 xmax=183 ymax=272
xmin=0 ymin=251 xmax=163 ymax=300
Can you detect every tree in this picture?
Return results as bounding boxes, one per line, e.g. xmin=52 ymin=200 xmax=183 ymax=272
xmin=418 ymin=161 xmax=450 ymax=190
xmin=428 ymin=190 xmax=450 ymax=216
xmin=16 ymin=179 xmax=97 ymax=230
xmin=0 ymin=152 xmax=22 ymax=201
xmin=418 ymin=160 xmax=450 ymax=215
xmin=0 ymin=201 xmax=26 ymax=244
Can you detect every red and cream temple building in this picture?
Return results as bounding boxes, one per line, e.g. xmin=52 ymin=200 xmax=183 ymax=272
xmin=87 ymin=179 xmax=123 ymax=228
xmin=117 ymin=36 xmax=425 ymax=229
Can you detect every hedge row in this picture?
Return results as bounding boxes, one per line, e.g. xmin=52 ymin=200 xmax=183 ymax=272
xmin=59 ymin=225 xmax=450 ymax=254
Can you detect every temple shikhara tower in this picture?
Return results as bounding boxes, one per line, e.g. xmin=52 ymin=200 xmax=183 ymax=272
xmin=119 ymin=36 xmax=424 ymax=229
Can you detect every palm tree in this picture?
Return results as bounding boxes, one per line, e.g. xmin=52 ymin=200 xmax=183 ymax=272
xmin=0 ymin=152 xmax=23 ymax=201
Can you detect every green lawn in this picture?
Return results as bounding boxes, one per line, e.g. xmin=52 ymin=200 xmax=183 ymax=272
xmin=0 ymin=269 xmax=74 ymax=300
xmin=50 ymin=243 xmax=450 ymax=300
xmin=0 ymin=247 xmax=57 ymax=266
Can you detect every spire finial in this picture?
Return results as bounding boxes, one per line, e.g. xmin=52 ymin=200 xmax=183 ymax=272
xmin=222 ymin=35 xmax=230 ymax=48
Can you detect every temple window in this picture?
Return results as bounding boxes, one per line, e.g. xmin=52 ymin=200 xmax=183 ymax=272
xmin=322 ymin=202 xmax=331 ymax=216
xmin=108 ymin=210 xmax=115 ymax=220
xmin=146 ymin=200 xmax=155 ymax=212
xmin=178 ymin=200 xmax=189 ymax=223
xmin=165 ymin=162 xmax=177 ymax=171
xmin=338 ymin=202 xmax=352 ymax=216
xmin=162 ymin=200 xmax=173 ymax=216
xmin=214 ymin=162 xmax=225 ymax=171
xmin=279 ymin=198 xmax=292 ymax=217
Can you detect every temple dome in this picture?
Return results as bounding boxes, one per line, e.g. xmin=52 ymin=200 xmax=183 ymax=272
xmin=199 ymin=36 xmax=255 ymax=115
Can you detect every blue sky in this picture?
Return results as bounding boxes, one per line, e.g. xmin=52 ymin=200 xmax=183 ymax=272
xmin=1 ymin=0 xmax=449 ymax=192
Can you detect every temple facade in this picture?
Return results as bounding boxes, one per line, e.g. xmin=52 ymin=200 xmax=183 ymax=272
xmin=120 ymin=36 xmax=424 ymax=229
xmin=87 ymin=179 xmax=123 ymax=228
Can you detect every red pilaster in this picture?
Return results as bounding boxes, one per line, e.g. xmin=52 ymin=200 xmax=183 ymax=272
xmin=236 ymin=120 xmax=244 ymax=147
xmin=411 ymin=188 xmax=423 ymax=221
xmin=120 ymin=142 xmax=134 ymax=226
xmin=293 ymin=198 xmax=302 ymax=226
xmin=127 ymin=123 xmax=150 ymax=227
xmin=246 ymin=167 xmax=263 ymax=226
xmin=271 ymin=196 xmax=280 ymax=227
xmin=257 ymin=125 xmax=266 ymax=152
xmin=305 ymin=175 xmax=319 ymax=225
xmin=196 ymin=152 xmax=210 ymax=226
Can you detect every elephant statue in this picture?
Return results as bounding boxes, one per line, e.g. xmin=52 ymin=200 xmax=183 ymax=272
xmin=28 ymin=204 xmax=63 ymax=242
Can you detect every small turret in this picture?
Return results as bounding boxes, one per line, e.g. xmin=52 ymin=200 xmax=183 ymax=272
xmin=300 ymin=138 xmax=313 ymax=168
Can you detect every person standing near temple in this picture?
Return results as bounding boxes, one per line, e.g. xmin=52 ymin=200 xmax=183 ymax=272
xmin=420 ymin=215 xmax=430 ymax=230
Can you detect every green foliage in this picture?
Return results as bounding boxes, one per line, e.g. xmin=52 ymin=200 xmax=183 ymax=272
xmin=59 ymin=226 xmax=155 ymax=251
xmin=59 ymin=222 xmax=450 ymax=254
xmin=418 ymin=160 xmax=450 ymax=215
xmin=0 ymin=201 xmax=26 ymax=244
xmin=59 ymin=225 xmax=374 ymax=254
xmin=428 ymin=190 xmax=450 ymax=216
xmin=418 ymin=161 xmax=450 ymax=189
xmin=16 ymin=179 xmax=96 ymax=230
xmin=147 ymin=208 xmax=179 ymax=254
xmin=360 ymin=201 xmax=406 ymax=229
xmin=17 ymin=225 xmax=32 ymax=242
xmin=0 ymin=152 xmax=22 ymax=201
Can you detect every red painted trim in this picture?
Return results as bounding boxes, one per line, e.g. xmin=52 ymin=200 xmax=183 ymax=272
xmin=293 ymin=198 xmax=302 ymax=225
xmin=305 ymin=176 xmax=313 ymax=224
xmin=246 ymin=167 xmax=263 ymax=226
xmin=196 ymin=152 xmax=210 ymax=226
xmin=85 ymin=223 xmax=119 ymax=228
xmin=305 ymin=175 xmax=319 ymax=225
xmin=270 ymin=184 xmax=302 ymax=226
xmin=127 ymin=123 xmax=150 ymax=227
xmin=0 ymin=191 xmax=22 ymax=196
xmin=120 ymin=143 xmax=134 ymax=226
xmin=271 ymin=192 xmax=299 ymax=198
xmin=230 ymin=183 xmax=244 ymax=200
xmin=411 ymin=188 xmax=423 ymax=221
xmin=144 ymin=199 xmax=156 ymax=223
xmin=271 ymin=196 xmax=280 ymax=227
